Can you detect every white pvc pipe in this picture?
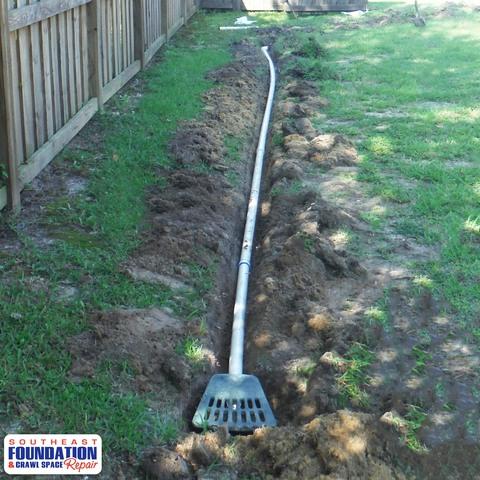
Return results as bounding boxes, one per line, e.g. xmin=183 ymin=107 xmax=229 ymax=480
xmin=229 ymin=46 xmax=276 ymax=376
xmin=219 ymin=26 xmax=260 ymax=30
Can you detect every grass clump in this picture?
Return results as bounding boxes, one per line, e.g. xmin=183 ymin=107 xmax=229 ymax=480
xmin=177 ymin=337 xmax=206 ymax=367
xmin=412 ymin=345 xmax=431 ymax=375
xmin=404 ymin=405 xmax=428 ymax=452
xmin=150 ymin=412 xmax=183 ymax=445
xmin=386 ymin=405 xmax=428 ymax=453
xmin=299 ymin=231 xmax=316 ymax=254
xmin=288 ymin=57 xmax=336 ymax=81
xmin=295 ymin=360 xmax=317 ymax=379
xmin=295 ymin=36 xmax=329 ymax=59
xmin=338 ymin=343 xmax=375 ymax=408
xmin=464 ymin=216 xmax=480 ymax=236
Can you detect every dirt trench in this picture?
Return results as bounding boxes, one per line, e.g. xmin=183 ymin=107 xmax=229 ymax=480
xmin=154 ymin=34 xmax=480 ymax=480
xmin=162 ymin=47 xmax=408 ymax=480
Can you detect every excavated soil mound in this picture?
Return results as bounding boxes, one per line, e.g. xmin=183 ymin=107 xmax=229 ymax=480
xmin=170 ymin=39 xmax=264 ymax=169
xmin=135 ymin=170 xmax=242 ymax=278
xmin=69 ymin=308 xmax=190 ymax=393
xmin=245 ymin=189 xmax=367 ymax=424
xmin=175 ymin=411 xmax=407 ymax=479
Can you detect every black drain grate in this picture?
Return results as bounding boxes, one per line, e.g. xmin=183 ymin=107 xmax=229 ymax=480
xmin=193 ymin=374 xmax=277 ymax=432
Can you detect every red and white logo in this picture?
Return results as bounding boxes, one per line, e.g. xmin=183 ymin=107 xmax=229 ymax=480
xmin=4 ymin=434 xmax=102 ymax=475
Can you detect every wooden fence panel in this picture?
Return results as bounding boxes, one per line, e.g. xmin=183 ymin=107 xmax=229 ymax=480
xmin=167 ymin=0 xmax=183 ymax=36
xmin=143 ymin=0 xmax=167 ymax=65
xmin=186 ymin=0 xmax=197 ymax=19
xmin=100 ymin=0 xmax=138 ymax=102
xmin=11 ymin=0 xmax=92 ymax=160
xmin=1 ymin=0 xmax=20 ymax=209
xmin=0 ymin=0 xmax=198 ymax=211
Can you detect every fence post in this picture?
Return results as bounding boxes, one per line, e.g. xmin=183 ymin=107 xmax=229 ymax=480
xmin=161 ymin=0 xmax=169 ymax=41
xmin=87 ymin=0 xmax=104 ymax=110
xmin=133 ymin=0 xmax=145 ymax=69
xmin=0 ymin=0 xmax=20 ymax=211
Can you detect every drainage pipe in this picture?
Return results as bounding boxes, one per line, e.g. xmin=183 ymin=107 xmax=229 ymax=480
xmin=219 ymin=26 xmax=259 ymax=30
xmin=229 ymin=46 xmax=276 ymax=376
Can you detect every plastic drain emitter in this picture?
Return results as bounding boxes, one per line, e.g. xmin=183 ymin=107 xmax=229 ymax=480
xmin=192 ymin=47 xmax=277 ymax=433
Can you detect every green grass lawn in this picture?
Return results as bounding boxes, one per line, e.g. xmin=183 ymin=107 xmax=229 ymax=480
xmin=296 ymin=6 xmax=480 ymax=327
xmin=0 ymin=12 xmax=244 ymax=455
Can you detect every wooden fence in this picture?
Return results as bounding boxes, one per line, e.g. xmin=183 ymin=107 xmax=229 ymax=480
xmin=0 ymin=0 xmax=198 ymax=211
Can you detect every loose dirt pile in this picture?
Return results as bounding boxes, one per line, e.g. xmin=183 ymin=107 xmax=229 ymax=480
xmin=176 ymin=411 xmax=406 ymax=480
xmin=69 ymin=308 xmax=190 ymax=394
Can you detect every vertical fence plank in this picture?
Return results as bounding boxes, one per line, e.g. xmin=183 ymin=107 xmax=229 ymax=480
xmin=133 ymin=0 xmax=145 ymax=68
xmin=73 ymin=7 xmax=83 ymax=109
xmin=41 ymin=17 xmax=54 ymax=140
xmin=9 ymin=16 xmax=25 ymax=165
xmin=81 ymin=4 xmax=89 ymax=103
xmin=126 ymin=0 xmax=132 ymax=65
xmin=17 ymin=0 xmax=35 ymax=159
xmin=161 ymin=0 xmax=168 ymax=41
xmin=0 ymin=0 xmax=20 ymax=210
xmin=143 ymin=0 xmax=148 ymax=49
xmin=112 ymin=0 xmax=118 ymax=76
xmin=106 ymin=0 xmax=113 ymax=82
xmin=121 ymin=0 xmax=127 ymax=70
xmin=49 ymin=15 xmax=62 ymax=132
xmin=88 ymin=0 xmax=103 ymax=109
xmin=101 ymin=0 xmax=106 ymax=83
xmin=66 ymin=8 xmax=76 ymax=116
xmin=7 ymin=0 xmax=23 ymax=166
xmin=58 ymin=12 xmax=69 ymax=124
xmin=30 ymin=2 xmax=46 ymax=149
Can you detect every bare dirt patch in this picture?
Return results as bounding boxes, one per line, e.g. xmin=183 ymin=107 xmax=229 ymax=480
xmin=69 ymin=308 xmax=190 ymax=393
